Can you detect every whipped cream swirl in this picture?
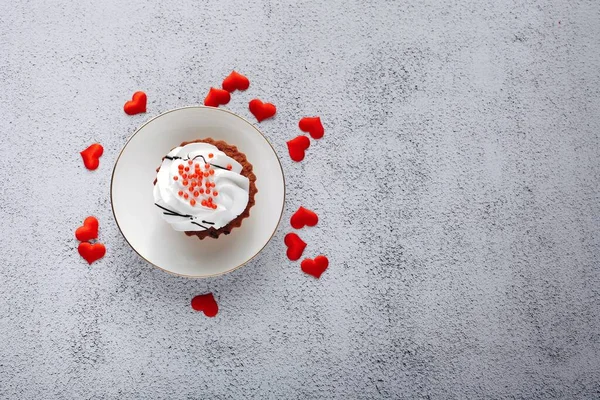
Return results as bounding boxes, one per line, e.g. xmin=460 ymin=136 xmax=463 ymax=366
xmin=153 ymin=142 xmax=250 ymax=231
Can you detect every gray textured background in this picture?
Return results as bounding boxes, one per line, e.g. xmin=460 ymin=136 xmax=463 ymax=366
xmin=1 ymin=0 xmax=599 ymax=398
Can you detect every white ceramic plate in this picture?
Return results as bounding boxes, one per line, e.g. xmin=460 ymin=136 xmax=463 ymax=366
xmin=111 ymin=106 xmax=285 ymax=277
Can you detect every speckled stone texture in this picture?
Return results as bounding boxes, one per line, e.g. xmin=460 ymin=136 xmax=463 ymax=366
xmin=1 ymin=0 xmax=599 ymax=399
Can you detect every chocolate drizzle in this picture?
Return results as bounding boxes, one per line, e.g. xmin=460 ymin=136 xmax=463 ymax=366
xmin=166 ymin=150 xmax=228 ymax=170
xmin=191 ymin=221 xmax=210 ymax=230
xmin=155 ymin=203 xmax=191 ymax=218
xmin=154 ymin=203 xmax=215 ymax=230
xmin=189 ymin=154 xmax=228 ymax=170
xmin=208 ymin=163 xmax=228 ymax=171
xmin=165 ymin=153 xmax=228 ymax=170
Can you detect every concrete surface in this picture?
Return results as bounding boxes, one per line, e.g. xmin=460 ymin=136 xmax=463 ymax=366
xmin=1 ymin=0 xmax=599 ymax=398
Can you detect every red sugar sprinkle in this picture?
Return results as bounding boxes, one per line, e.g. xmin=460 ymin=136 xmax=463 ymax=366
xmin=208 ymin=153 xmax=214 ymax=158
xmin=178 ymin=190 xmax=183 ymax=196
xmin=183 ymin=193 xmax=189 ymax=199
xmin=190 ymin=199 xmax=196 ymax=206
xmin=173 ymin=176 xmax=178 ymax=181
xmin=178 ymin=164 xmax=184 ymax=170
xmin=226 ymin=164 xmax=232 ymax=170
xmin=182 ymin=180 xmax=189 ymax=186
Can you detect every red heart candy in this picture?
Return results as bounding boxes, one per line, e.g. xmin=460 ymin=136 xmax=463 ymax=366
xmin=290 ymin=206 xmax=318 ymax=229
xmin=204 ymin=87 xmax=231 ymax=107
xmin=222 ymin=71 xmax=250 ymax=92
xmin=75 ymin=216 xmax=99 ymax=242
xmin=249 ymin=99 xmax=276 ymax=122
xmin=191 ymin=293 xmax=219 ymax=317
xmin=284 ymin=233 xmax=307 ymax=261
xmin=299 ymin=117 xmax=324 ymax=139
xmin=78 ymin=242 xmax=106 ymax=265
xmin=301 ymin=255 xmax=329 ymax=279
xmin=123 ymin=91 xmax=147 ymax=115
xmin=80 ymin=143 xmax=104 ymax=170
xmin=286 ymin=135 xmax=310 ymax=162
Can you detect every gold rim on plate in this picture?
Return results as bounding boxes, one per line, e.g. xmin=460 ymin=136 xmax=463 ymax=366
xmin=110 ymin=106 xmax=286 ymax=279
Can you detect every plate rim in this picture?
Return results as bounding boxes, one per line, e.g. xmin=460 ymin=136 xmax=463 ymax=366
xmin=110 ymin=105 xmax=286 ymax=279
